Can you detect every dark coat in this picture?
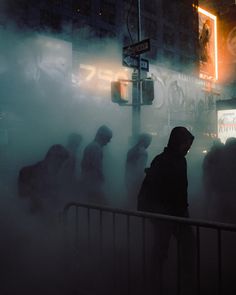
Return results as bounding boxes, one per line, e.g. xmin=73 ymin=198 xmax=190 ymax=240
xmin=137 ymin=126 xmax=194 ymax=216
xmin=138 ymin=148 xmax=188 ymax=215
xmin=81 ymin=140 xmax=104 ymax=185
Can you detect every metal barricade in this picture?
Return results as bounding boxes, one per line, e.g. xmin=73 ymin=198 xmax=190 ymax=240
xmin=63 ymin=202 xmax=236 ymax=295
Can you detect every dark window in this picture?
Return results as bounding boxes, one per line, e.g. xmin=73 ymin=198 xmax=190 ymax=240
xmin=100 ymin=1 xmax=116 ymax=25
xmin=163 ymin=25 xmax=175 ymax=46
xmin=162 ymin=1 xmax=175 ymax=23
xmin=179 ymin=32 xmax=188 ymax=49
xmin=178 ymin=2 xmax=196 ymax=29
xmin=73 ymin=0 xmax=91 ymax=16
xmin=48 ymin=0 xmax=64 ymax=7
xmin=143 ymin=1 xmax=157 ymax=14
xmin=123 ymin=11 xmax=136 ymax=38
xmin=144 ymin=17 xmax=157 ymax=40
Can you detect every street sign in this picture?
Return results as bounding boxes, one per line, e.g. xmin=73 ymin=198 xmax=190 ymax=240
xmin=123 ymin=38 xmax=150 ymax=56
xmin=122 ymin=56 xmax=149 ymax=71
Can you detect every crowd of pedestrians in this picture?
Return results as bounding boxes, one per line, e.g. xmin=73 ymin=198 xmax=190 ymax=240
xmin=15 ymin=124 xmax=236 ymax=294
xmin=17 ymin=125 xmax=236 ymax=226
xmin=17 ymin=125 xmax=151 ymax=213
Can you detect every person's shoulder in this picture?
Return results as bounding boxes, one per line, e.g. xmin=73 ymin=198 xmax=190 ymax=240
xmin=127 ymin=145 xmax=136 ymax=155
xmin=19 ymin=161 xmax=42 ymax=181
xmin=150 ymin=152 xmax=165 ymax=167
xmin=85 ymin=141 xmax=99 ymax=150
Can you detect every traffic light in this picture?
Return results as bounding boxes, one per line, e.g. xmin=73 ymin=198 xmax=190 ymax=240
xmin=142 ymin=78 xmax=154 ymax=105
xmin=111 ymin=81 xmax=128 ymax=104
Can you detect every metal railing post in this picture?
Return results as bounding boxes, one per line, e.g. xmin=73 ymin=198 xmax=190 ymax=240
xmin=62 ymin=201 xmax=236 ymax=295
xmin=127 ymin=215 xmax=130 ymax=295
xmin=196 ymin=226 xmax=201 ymax=295
xmin=217 ymin=229 xmax=222 ymax=295
xmin=112 ymin=212 xmax=116 ymax=292
xmin=142 ymin=217 xmax=146 ymax=292
xmin=177 ymin=223 xmax=181 ymax=295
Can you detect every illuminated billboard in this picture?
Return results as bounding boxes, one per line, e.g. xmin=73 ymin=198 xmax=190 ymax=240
xmin=217 ymin=109 xmax=236 ymax=143
xmin=198 ymin=7 xmax=218 ymax=81
xmin=218 ymin=8 xmax=236 ymax=84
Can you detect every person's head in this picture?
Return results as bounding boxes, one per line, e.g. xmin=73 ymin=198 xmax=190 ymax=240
xmin=95 ymin=125 xmax=113 ymax=146
xmin=67 ymin=133 xmax=82 ymax=152
xmin=225 ymin=137 xmax=236 ymax=150
xmin=167 ymin=126 xmax=194 ymax=156
xmin=137 ymin=133 xmax=152 ymax=149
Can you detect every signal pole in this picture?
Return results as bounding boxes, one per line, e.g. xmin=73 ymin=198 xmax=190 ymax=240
xmin=132 ymin=0 xmax=142 ymax=140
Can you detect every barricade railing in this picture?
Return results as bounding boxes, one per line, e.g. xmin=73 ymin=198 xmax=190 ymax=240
xmin=62 ymin=202 xmax=236 ymax=295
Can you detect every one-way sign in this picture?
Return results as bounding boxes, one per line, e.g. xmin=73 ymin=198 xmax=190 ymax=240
xmin=123 ymin=39 xmax=150 ymax=56
xmin=123 ymin=56 xmax=149 ymax=71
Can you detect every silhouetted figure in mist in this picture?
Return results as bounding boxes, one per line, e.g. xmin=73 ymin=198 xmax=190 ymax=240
xmin=18 ymin=144 xmax=69 ymax=214
xmin=81 ymin=125 xmax=112 ymax=205
xmin=202 ymin=139 xmax=224 ymax=219
xmin=61 ymin=133 xmax=82 ymax=197
xmin=125 ymin=133 xmax=152 ymax=209
xmin=137 ymin=126 xmax=195 ymax=294
xmin=217 ymin=137 xmax=236 ymax=223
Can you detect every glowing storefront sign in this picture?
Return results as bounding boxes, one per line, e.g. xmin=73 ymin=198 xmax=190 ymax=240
xmin=72 ymin=64 xmax=129 ymax=88
xmin=217 ymin=109 xmax=236 ymax=143
xmin=198 ymin=7 xmax=218 ymax=81
xmin=72 ymin=56 xmax=130 ymax=93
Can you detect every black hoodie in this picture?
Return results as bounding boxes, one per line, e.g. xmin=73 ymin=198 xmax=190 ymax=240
xmin=137 ymin=127 xmax=194 ymax=216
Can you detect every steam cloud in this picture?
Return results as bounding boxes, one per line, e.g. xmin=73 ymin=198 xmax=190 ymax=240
xmin=0 ymin=18 xmax=233 ymax=294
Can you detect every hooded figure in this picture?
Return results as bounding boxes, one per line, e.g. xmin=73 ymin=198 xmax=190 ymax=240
xmin=138 ymin=126 xmax=194 ymax=215
xmin=60 ymin=133 xmax=83 ymax=196
xmin=125 ymin=133 xmax=152 ymax=209
xmin=81 ymin=125 xmax=112 ymax=204
xmin=18 ymin=144 xmax=70 ymax=213
xmin=137 ymin=127 xmax=195 ymax=295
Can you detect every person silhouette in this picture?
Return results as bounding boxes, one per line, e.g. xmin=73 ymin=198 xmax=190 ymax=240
xmin=18 ymin=144 xmax=70 ymax=214
xmin=137 ymin=126 xmax=195 ymax=294
xmin=81 ymin=125 xmax=112 ymax=205
xmin=60 ymin=133 xmax=83 ymax=198
xmin=125 ymin=133 xmax=152 ymax=209
xmin=217 ymin=137 xmax=236 ymax=223
xmin=202 ymin=138 xmax=224 ymax=219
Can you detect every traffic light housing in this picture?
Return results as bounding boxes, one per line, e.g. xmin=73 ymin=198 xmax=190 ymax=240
xmin=142 ymin=78 xmax=154 ymax=105
xmin=111 ymin=81 xmax=128 ymax=104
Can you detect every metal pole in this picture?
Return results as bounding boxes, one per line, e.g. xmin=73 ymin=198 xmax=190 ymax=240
xmin=132 ymin=0 xmax=141 ymax=140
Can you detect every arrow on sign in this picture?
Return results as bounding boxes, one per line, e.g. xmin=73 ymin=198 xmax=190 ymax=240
xmin=123 ymin=56 xmax=149 ymax=71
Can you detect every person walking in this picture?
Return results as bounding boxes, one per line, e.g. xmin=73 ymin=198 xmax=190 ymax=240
xmin=125 ymin=133 xmax=152 ymax=209
xmin=138 ymin=126 xmax=195 ymax=295
xmin=81 ymin=125 xmax=112 ymax=205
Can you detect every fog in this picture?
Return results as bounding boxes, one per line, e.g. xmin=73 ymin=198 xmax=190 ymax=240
xmin=0 ymin=23 xmax=235 ymax=294
xmin=0 ymin=25 xmax=210 ymax=211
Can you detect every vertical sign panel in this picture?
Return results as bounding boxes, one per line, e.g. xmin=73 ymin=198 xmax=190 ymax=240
xmin=198 ymin=7 xmax=218 ymax=81
xmin=218 ymin=8 xmax=236 ymax=84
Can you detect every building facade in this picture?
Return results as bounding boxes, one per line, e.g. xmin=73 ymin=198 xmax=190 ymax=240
xmin=3 ymin=0 xmax=199 ymax=75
